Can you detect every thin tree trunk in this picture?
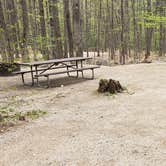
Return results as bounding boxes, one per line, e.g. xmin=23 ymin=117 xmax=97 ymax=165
xmin=145 ymin=0 xmax=153 ymax=60
xmin=132 ymin=0 xmax=138 ymax=62
xmin=20 ymin=0 xmax=29 ymax=61
xmin=38 ymin=0 xmax=48 ymax=59
xmin=110 ymin=0 xmax=115 ymax=60
xmin=120 ymin=0 xmax=125 ymax=64
xmin=97 ymin=0 xmax=102 ymax=57
xmin=0 ymin=0 xmax=13 ymax=63
xmin=85 ymin=0 xmax=89 ymax=57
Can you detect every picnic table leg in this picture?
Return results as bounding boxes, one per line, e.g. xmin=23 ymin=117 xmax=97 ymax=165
xmin=76 ymin=61 xmax=79 ymax=78
xmin=21 ymin=73 xmax=25 ymax=84
xmin=67 ymin=65 xmax=70 ymax=77
xmin=46 ymin=75 xmax=50 ymax=88
xmin=91 ymin=69 xmax=94 ymax=79
xmin=35 ymin=65 xmax=39 ymax=86
xmin=81 ymin=60 xmax=84 ymax=78
xmin=30 ymin=66 xmax=34 ymax=86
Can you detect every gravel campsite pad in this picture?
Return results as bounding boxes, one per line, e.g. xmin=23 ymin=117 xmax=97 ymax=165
xmin=0 ymin=63 xmax=166 ymax=166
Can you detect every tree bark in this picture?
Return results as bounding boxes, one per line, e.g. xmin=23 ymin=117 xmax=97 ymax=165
xmin=20 ymin=0 xmax=29 ymax=61
xmin=73 ymin=0 xmax=83 ymax=57
xmin=120 ymin=0 xmax=125 ymax=64
xmin=38 ymin=0 xmax=48 ymax=59
xmin=97 ymin=0 xmax=102 ymax=57
xmin=0 ymin=0 xmax=13 ymax=63
xmin=49 ymin=0 xmax=63 ymax=59
xmin=63 ymin=0 xmax=74 ymax=57
xmin=145 ymin=0 xmax=153 ymax=60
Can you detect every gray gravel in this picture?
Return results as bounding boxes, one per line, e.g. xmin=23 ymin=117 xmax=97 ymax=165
xmin=0 ymin=63 xmax=166 ymax=166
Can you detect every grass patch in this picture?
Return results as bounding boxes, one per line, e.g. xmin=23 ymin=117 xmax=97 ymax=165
xmin=104 ymin=92 xmax=116 ymax=97
xmin=26 ymin=110 xmax=47 ymax=120
xmin=0 ymin=107 xmax=47 ymax=133
xmin=122 ymin=86 xmax=135 ymax=95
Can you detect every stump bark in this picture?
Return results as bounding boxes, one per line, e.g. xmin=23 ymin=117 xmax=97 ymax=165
xmin=98 ymin=79 xmax=124 ymax=94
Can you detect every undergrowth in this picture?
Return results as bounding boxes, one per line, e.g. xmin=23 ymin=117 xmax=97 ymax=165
xmin=0 ymin=106 xmax=47 ymax=132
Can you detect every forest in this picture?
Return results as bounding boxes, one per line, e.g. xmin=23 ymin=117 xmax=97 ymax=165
xmin=1 ymin=1 xmax=166 ymax=164
xmin=0 ymin=0 xmax=165 ymax=65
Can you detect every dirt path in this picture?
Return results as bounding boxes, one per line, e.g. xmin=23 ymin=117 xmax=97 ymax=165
xmin=0 ymin=63 xmax=166 ymax=166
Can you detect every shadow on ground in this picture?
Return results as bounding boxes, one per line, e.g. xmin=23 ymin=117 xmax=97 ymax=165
xmin=16 ymin=76 xmax=91 ymax=89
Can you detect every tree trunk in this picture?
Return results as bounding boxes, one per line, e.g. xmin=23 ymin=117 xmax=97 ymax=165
xmin=132 ymin=0 xmax=138 ymax=62
xmin=110 ymin=0 xmax=115 ymax=60
xmin=97 ymin=0 xmax=102 ymax=57
xmin=145 ymin=0 xmax=153 ymax=60
xmin=38 ymin=0 xmax=48 ymax=59
xmin=63 ymin=0 xmax=74 ymax=57
xmin=20 ymin=0 xmax=29 ymax=61
xmin=120 ymin=0 xmax=125 ymax=64
xmin=85 ymin=0 xmax=89 ymax=57
xmin=50 ymin=0 xmax=63 ymax=59
xmin=72 ymin=0 xmax=83 ymax=57
xmin=0 ymin=0 xmax=13 ymax=63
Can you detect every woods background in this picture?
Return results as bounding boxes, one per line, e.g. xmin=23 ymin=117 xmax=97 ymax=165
xmin=0 ymin=0 xmax=165 ymax=64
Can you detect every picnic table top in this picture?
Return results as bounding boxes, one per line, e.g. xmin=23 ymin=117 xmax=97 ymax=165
xmin=18 ymin=57 xmax=92 ymax=66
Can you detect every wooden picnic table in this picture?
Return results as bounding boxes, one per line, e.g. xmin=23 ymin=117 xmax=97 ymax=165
xmin=15 ymin=57 xmax=99 ymax=87
xmin=19 ymin=57 xmax=92 ymax=66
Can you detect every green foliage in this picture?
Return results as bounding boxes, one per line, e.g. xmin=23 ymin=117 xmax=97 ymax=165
xmin=26 ymin=110 xmax=47 ymax=120
xmin=0 ymin=0 xmax=166 ymax=63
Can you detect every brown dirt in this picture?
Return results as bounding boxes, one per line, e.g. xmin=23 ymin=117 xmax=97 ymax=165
xmin=0 ymin=62 xmax=166 ymax=166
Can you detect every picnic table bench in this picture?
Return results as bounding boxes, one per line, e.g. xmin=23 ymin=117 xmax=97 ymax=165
xmin=13 ymin=57 xmax=100 ymax=87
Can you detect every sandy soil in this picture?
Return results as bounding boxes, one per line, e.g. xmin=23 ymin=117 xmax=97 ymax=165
xmin=0 ymin=62 xmax=166 ymax=166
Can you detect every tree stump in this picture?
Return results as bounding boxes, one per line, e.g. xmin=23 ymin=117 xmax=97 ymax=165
xmin=98 ymin=79 xmax=124 ymax=94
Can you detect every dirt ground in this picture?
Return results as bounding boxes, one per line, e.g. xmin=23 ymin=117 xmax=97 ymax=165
xmin=0 ymin=62 xmax=166 ymax=166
